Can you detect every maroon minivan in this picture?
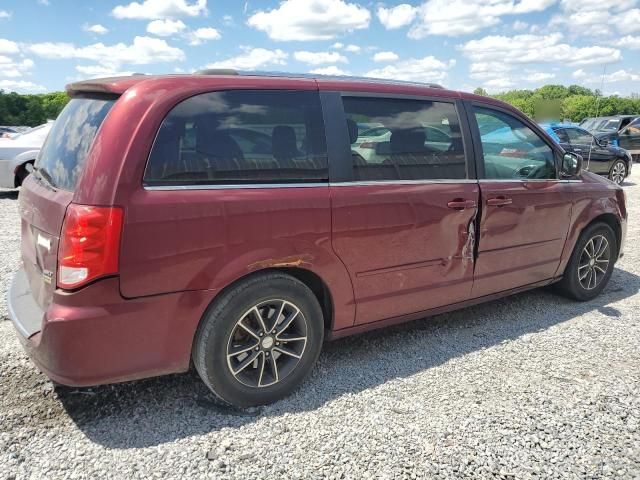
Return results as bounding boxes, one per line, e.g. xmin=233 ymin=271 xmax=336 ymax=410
xmin=8 ymin=72 xmax=627 ymax=407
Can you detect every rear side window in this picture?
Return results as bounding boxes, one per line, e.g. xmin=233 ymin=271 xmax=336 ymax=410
xmin=144 ymin=90 xmax=328 ymax=186
xmin=36 ymin=98 xmax=115 ymax=191
xmin=342 ymin=97 xmax=467 ymax=181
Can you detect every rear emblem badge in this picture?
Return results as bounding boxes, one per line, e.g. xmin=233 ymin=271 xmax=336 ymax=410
xmin=42 ymin=270 xmax=53 ymax=284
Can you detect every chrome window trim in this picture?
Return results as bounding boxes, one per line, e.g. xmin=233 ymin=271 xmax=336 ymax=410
xmin=330 ymin=179 xmax=476 ymax=186
xmin=478 ymin=178 xmax=582 ymax=183
xmin=143 ymin=178 xmax=583 ymax=190
xmin=144 ymin=182 xmax=329 ymax=191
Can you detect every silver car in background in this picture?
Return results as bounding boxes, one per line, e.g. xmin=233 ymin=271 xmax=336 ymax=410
xmin=0 ymin=122 xmax=52 ymax=189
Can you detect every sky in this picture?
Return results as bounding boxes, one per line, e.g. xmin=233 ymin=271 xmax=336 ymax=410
xmin=0 ymin=0 xmax=639 ymax=95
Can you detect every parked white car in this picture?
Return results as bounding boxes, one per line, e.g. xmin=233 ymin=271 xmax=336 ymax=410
xmin=0 ymin=122 xmax=52 ymax=188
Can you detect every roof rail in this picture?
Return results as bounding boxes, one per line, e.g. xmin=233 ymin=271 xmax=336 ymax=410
xmin=194 ymin=68 xmax=444 ymax=89
xmin=195 ymin=68 xmax=239 ymax=76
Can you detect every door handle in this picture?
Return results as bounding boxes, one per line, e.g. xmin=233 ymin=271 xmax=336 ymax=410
xmin=487 ymin=196 xmax=512 ymax=207
xmin=447 ymin=199 xmax=477 ymax=210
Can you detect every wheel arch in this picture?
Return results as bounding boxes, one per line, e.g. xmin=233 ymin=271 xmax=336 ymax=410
xmin=586 ymin=213 xmax=621 ymax=256
xmin=13 ymin=159 xmax=35 ymax=188
xmin=199 ymin=267 xmax=335 ymax=336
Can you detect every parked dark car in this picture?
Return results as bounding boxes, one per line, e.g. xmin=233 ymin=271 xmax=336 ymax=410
xmin=542 ymin=123 xmax=632 ymax=185
xmin=9 ymin=72 xmax=627 ymax=407
xmin=580 ymin=115 xmax=640 ymax=161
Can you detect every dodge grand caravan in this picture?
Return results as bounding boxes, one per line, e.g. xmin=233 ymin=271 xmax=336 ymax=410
xmin=9 ymin=72 xmax=627 ymax=407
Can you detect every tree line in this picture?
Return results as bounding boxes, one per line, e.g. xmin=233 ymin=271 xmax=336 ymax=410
xmin=474 ymin=85 xmax=640 ymax=122
xmin=2 ymin=84 xmax=639 ymax=127
xmin=0 ymin=90 xmax=69 ymax=127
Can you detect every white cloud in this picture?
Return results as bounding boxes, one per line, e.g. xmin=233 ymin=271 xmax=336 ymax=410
xmin=83 ymin=24 xmax=109 ymax=35
xmin=569 ymin=67 xmax=640 ymax=84
xmin=204 ymin=48 xmax=287 ymax=70
xmin=525 ymin=72 xmax=556 ymax=82
xmin=37 ymin=0 xmax=50 ymax=4
xmin=512 ymin=20 xmax=528 ymax=30
xmin=0 ymin=79 xmax=46 ymax=93
xmin=408 ymin=0 xmax=556 ymax=38
xmin=460 ymin=33 xmax=621 ymax=67
xmin=615 ymin=35 xmax=640 ymax=50
xmin=146 ymin=19 xmax=186 ymax=36
xmin=373 ymin=51 xmax=399 ymax=62
xmin=483 ymin=77 xmax=516 ymax=91
xmin=187 ymin=27 xmax=221 ymax=45
xmin=617 ymin=9 xmax=640 ymax=34
xmin=310 ymin=65 xmax=350 ymax=75
xmin=332 ymin=42 xmax=344 ymax=49
xmin=75 ymin=65 xmax=135 ymax=78
xmin=365 ymin=55 xmax=455 ymax=83
xmin=552 ymin=2 xmax=640 ymax=36
xmin=247 ymin=0 xmax=371 ymax=41
xmin=377 ymin=4 xmax=417 ymax=29
xmin=0 ymin=57 xmax=34 ymax=78
xmin=294 ymin=51 xmax=348 ymax=65
xmin=28 ymin=36 xmax=185 ymax=68
xmin=112 ymin=0 xmax=207 ymax=19
xmin=0 ymin=39 xmax=19 ymax=55
xmin=344 ymin=44 xmax=361 ymax=53
xmin=222 ymin=15 xmax=234 ymax=26
xmin=0 ymin=10 xmax=11 ymax=19
xmin=572 ymin=69 xmax=587 ymax=79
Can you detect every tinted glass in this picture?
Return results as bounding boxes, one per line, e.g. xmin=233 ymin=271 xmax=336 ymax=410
xmin=474 ymin=107 xmax=556 ymax=180
xmin=144 ymin=90 xmax=327 ymax=185
xmin=564 ymin=128 xmax=594 ymax=145
xmin=554 ymin=128 xmax=570 ymax=143
xmin=626 ymin=118 xmax=640 ymax=135
xmin=36 ymin=98 xmax=115 ymax=191
xmin=343 ymin=97 xmax=466 ymax=181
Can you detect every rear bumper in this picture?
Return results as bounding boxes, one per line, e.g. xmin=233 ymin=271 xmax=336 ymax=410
xmin=8 ymin=268 xmax=213 ymax=386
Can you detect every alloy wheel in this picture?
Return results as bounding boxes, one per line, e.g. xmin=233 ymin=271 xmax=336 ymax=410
xmin=611 ymin=162 xmax=626 ymax=185
xmin=578 ymin=234 xmax=611 ymax=290
xmin=226 ymin=299 xmax=308 ymax=388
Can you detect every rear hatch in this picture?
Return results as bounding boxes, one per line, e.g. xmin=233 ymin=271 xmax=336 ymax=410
xmin=18 ymin=97 xmax=115 ymax=311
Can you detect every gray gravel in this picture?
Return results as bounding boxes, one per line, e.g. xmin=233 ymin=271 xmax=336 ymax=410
xmin=1 ymin=172 xmax=640 ymax=479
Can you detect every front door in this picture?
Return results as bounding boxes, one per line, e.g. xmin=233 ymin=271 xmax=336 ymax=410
xmin=329 ymin=94 xmax=478 ymax=325
xmin=469 ymin=104 xmax=573 ymax=298
xmin=563 ymin=127 xmax=611 ymax=174
xmin=619 ymin=118 xmax=640 ymax=157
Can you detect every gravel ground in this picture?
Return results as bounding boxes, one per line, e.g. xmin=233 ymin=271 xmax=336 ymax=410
xmin=1 ymin=173 xmax=639 ymax=480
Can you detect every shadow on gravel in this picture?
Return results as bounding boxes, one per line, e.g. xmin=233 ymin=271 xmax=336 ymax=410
xmin=0 ymin=190 xmax=18 ymax=199
xmin=56 ymin=267 xmax=640 ymax=449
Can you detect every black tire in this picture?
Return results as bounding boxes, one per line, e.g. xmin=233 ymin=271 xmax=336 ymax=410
xmin=608 ymin=159 xmax=626 ymax=185
xmin=15 ymin=163 xmax=31 ymax=187
xmin=556 ymin=222 xmax=617 ymax=301
xmin=193 ymin=272 xmax=324 ymax=407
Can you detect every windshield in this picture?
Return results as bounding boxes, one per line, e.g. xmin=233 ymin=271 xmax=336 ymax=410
xmin=36 ymin=98 xmax=115 ymax=191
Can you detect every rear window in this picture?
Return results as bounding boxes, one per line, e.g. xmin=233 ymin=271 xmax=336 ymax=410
xmin=36 ymin=98 xmax=115 ymax=191
xmin=144 ymin=90 xmax=328 ymax=186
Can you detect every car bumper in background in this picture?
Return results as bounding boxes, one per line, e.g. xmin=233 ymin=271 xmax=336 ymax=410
xmin=8 ymin=268 xmax=213 ymax=386
xmin=0 ymin=159 xmax=16 ymax=188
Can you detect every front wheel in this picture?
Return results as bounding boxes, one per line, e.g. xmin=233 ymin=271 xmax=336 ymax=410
xmin=193 ymin=272 xmax=324 ymax=408
xmin=609 ymin=160 xmax=626 ymax=185
xmin=556 ymin=223 xmax=617 ymax=301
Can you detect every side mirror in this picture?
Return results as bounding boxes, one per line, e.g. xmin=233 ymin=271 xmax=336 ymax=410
xmin=561 ymin=152 xmax=582 ymax=177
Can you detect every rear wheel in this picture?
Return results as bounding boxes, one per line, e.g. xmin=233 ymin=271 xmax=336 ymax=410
xmin=556 ymin=223 xmax=616 ymax=301
xmin=608 ymin=160 xmax=626 ymax=185
xmin=193 ymin=272 xmax=324 ymax=407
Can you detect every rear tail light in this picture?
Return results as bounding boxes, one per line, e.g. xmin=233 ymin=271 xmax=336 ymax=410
xmin=359 ymin=142 xmax=376 ymax=149
xmin=58 ymin=204 xmax=123 ymax=289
